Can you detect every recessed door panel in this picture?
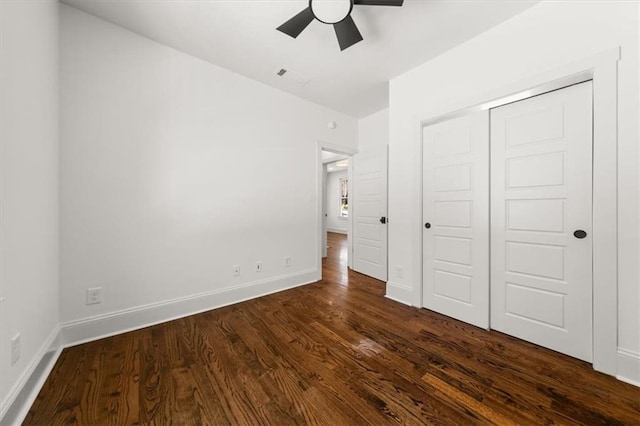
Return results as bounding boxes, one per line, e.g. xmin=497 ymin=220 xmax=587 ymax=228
xmin=507 ymin=152 xmax=565 ymax=188
xmin=434 ymin=164 xmax=471 ymax=192
xmin=358 ymin=180 xmax=378 ymax=196
xmin=505 ymin=284 xmax=565 ymax=328
xmin=357 ymin=243 xmax=381 ymax=265
xmin=505 ymin=104 xmax=565 ymax=147
xmin=434 ymin=270 xmax=472 ymax=304
xmin=358 ymin=222 xmax=381 ymax=242
xmin=506 ymin=199 xmax=565 ymax=232
xmin=357 ymin=200 xmax=380 ymax=217
xmin=433 ymin=201 xmax=472 ymax=228
xmin=434 ymin=236 xmax=472 ymax=266
xmin=506 ymin=242 xmax=565 ymax=280
xmin=433 ymin=126 xmax=471 ymax=157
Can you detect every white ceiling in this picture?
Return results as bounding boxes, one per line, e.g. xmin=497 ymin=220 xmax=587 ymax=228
xmin=62 ymin=0 xmax=539 ymax=118
xmin=326 ymin=158 xmax=349 ymax=173
xmin=322 ymin=150 xmax=348 ymax=164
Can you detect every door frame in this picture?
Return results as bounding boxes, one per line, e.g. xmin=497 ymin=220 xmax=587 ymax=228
xmin=316 ymin=141 xmax=358 ymax=281
xmin=416 ymin=48 xmax=620 ymax=377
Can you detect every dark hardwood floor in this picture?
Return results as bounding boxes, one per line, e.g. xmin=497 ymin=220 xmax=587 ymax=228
xmin=27 ymin=232 xmax=639 ymax=425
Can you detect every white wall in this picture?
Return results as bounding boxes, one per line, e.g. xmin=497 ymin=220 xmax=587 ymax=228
xmin=0 ymin=0 xmax=59 ymax=417
xmin=326 ymin=169 xmax=348 ymax=233
xmin=358 ymin=109 xmax=389 ymax=154
xmin=59 ymin=5 xmax=357 ymax=334
xmin=389 ymin=0 xmax=639 ymax=380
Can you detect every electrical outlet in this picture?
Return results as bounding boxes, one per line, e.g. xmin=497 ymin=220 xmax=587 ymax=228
xmin=86 ymin=287 xmax=102 ymax=305
xmin=284 ymin=256 xmax=291 ymax=267
xmin=233 ymin=265 xmax=240 ymax=277
xmin=11 ymin=333 xmax=20 ymax=365
xmin=256 ymin=261 xmax=262 ymax=272
xmin=396 ymin=265 xmax=404 ymax=279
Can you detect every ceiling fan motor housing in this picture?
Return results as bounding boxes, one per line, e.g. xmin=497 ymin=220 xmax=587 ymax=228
xmin=310 ymin=0 xmax=354 ymax=25
xmin=277 ymin=0 xmax=404 ymax=51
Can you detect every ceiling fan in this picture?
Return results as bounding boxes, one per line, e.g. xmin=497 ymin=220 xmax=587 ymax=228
xmin=277 ymin=0 xmax=404 ymax=51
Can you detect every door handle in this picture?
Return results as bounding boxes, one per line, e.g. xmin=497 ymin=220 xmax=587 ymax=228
xmin=573 ymin=230 xmax=587 ymax=239
xmin=379 ymin=217 xmax=387 ymax=224
xmin=425 ymin=222 xmax=431 ymax=229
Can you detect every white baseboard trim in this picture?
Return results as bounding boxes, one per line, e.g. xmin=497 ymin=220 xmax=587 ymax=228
xmin=0 ymin=325 xmax=62 ymax=425
xmin=61 ymin=269 xmax=318 ymax=348
xmin=385 ymin=281 xmax=413 ymax=306
xmin=616 ymin=349 xmax=640 ymax=387
xmin=327 ymin=228 xmax=347 ymax=235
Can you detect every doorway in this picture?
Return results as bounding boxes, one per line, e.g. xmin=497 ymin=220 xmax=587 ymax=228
xmin=321 ymin=149 xmax=351 ymax=278
xmin=325 ymin=232 xmax=349 ymax=279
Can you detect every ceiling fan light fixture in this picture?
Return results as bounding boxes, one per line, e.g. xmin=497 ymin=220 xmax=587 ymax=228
xmin=276 ymin=0 xmax=404 ymax=51
xmin=310 ymin=0 xmax=353 ymax=25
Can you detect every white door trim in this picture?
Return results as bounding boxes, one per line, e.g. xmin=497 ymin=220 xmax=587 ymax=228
xmin=316 ymin=141 xmax=358 ymax=280
xmin=415 ymin=47 xmax=620 ymax=376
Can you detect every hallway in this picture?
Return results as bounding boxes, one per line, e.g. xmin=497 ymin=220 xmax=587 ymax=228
xmin=323 ymin=232 xmax=349 ymax=283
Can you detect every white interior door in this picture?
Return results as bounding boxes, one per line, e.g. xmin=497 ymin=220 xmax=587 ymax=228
xmin=490 ymin=82 xmax=593 ymax=362
xmin=353 ymin=147 xmax=388 ymax=281
xmin=422 ymin=111 xmax=490 ymax=329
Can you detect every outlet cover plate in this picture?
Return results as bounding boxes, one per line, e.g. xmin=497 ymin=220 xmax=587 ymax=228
xmin=86 ymin=287 xmax=103 ymax=305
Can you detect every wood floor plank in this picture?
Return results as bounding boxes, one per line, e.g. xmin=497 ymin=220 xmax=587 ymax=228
xmin=422 ymin=373 xmax=520 ymax=426
xmin=25 ymin=233 xmax=640 ymax=425
xmin=138 ymin=325 xmax=169 ymax=424
xmin=188 ymin=313 xmax=266 ymax=425
xmin=92 ymin=332 xmax=139 ymax=425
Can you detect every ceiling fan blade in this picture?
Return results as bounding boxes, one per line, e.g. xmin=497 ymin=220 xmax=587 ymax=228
xmin=276 ymin=7 xmax=315 ymax=38
xmin=353 ymin=0 xmax=404 ymax=6
xmin=333 ymin=16 xmax=363 ymax=51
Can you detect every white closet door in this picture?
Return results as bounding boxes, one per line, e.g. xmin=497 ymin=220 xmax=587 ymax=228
xmin=422 ymin=111 xmax=489 ymax=329
xmin=490 ymin=82 xmax=593 ymax=362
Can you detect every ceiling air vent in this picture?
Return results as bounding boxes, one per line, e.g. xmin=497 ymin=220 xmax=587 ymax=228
xmin=274 ymin=68 xmax=311 ymax=87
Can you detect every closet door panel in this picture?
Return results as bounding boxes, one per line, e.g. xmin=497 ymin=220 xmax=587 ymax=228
xmin=490 ymin=82 xmax=593 ymax=362
xmin=422 ymin=111 xmax=490 ymax=329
